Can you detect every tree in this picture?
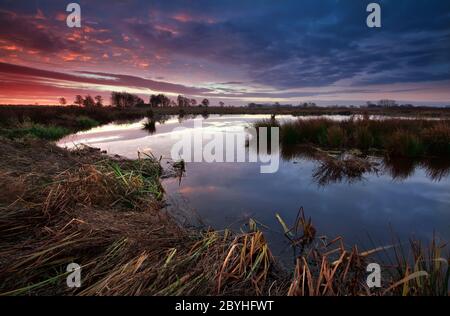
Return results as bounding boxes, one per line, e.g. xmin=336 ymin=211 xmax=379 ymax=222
xmin=83 ymin=95 xmax=96 ymax=107
xmin=177 ymin=95 xmax=190 ymax=107
xmin=219 ymin=101 xmax=225 ymax=107
xmin=366 ymin=101 xmax=377 ymax=108
xmin=150 ymin=94 xmax=160 ymax=107
xmin=158 ymin=94 xmax=170 ymax=107
xmin=150 ymin=94 xmax=170 ymax=107
xmin=134 ymin=96 xmax=144 ymax=106
xmin=94 ymin=95 xmax=104 ymax=107
xmin=378 ymin=99 xmax=397 ymax=108
xmin=74 ymin=95 xmax=84 ymax=106
xmin=190 ymin=99 xmax=197 ymax=107
xmin=111 ymin=92 xmax=143 ymax=108
xmin=201 ymin=98 xmax=210 ymax=107
xmin=58 ymin=97 xmax=67 ymax=106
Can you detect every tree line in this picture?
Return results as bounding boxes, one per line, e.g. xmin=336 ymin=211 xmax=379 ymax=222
xmin=58 ymin=92 xmax=212 ymax=108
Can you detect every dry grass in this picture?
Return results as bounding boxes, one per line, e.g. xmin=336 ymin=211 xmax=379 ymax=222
xmin=0 ymin=138 xmax=285 ymax=296
xmin=0 ymin=138 xmax=448 ymax=296
xmin=273 ymin=117 xmax=450 ymax=158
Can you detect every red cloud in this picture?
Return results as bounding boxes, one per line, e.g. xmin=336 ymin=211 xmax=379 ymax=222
xmin=0 ymin=62 xmax=212 ymax=104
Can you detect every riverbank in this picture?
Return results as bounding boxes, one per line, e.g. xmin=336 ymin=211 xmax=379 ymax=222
xmin=0 ymin=137 xmax=448 ymax=295
xmin=0 ymin=137 xmax=286 ymax=295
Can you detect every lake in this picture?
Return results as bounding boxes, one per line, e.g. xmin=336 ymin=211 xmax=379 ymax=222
xmin=58 ymin=114 xmax=450 ymax=267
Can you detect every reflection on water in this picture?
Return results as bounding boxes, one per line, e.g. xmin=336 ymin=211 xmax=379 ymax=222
xmin=276 ymin=144 xmax=450 ymax=184
xmin=58 ymin=115 xmax=450 ymax=266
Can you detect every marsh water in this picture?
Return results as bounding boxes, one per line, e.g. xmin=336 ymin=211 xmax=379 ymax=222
xmin=58 ymin=115 xmax=450 ymax=266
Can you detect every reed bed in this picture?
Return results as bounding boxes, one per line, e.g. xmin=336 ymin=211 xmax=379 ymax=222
xmin=277 ymin=209 xmax=449 ymax=296
xmin=255 ymin=117 xmax=450 ymax=158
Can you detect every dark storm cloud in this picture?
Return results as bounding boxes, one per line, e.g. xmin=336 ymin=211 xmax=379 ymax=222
xmin=115 ymin=0 xmax=450 ymax=88
xmin=0 ymin=9 xmax=75 ymax=53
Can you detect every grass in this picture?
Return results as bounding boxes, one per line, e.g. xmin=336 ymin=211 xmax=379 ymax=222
xmin=75 ymin=116 xmax=99 ymax=129
xmin=0 ymin=105 xmax=146 ymax=141
xmin=380 ymin=236 xmax=449 ymax=296
xmin=276 ymin=210 xmax=450 ymax=296
xmin=0 ymin=138 xmax=286 ymax=296
xmin=255 ymin=117 xmax=450 ymax=158
xmin=1 ymin=104 xmax=450 ymax=128
xmin=1 ymin=123 xmax=70 ymax=141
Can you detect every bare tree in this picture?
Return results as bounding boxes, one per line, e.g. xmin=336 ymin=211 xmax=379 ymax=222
xmin=112 ymin=92 xmax=143 ymax=108
xmin=159 ymin=94 xmax=170 ymax=107
xmin=74 ymin=95 xmax=84 ymax=106
xmin=94 ymin=95 xmax=104 ymax=107
xmin=150 ymin=94 xmax=170 ymax=107
xmin=58 ymin=97 xmax=67 ymax=106
xmin=83 ymin=95 xmax=96 ymax=107
xmin=150 ymin=94 xmax=160 ymax=107
xmin=177 ymin=95 xmax=190 ymax=107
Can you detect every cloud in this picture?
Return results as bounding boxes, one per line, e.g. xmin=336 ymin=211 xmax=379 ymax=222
xmin=0 ymin=62 xmax=211 ymax=95
xmin=116 ymin=0 xmax=450 ymax=89
xmin=0 ymin=0 xmax=449 ymax=104
xmin=0 ymin=9 xmax=77 ymax=53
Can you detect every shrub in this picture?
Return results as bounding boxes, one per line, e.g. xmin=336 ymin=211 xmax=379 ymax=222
xmin=75 ymin=116 xmax=99 ymax=130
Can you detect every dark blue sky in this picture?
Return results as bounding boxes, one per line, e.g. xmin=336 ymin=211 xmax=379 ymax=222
xmin=0 ymin=0 xmax=449 ymax=105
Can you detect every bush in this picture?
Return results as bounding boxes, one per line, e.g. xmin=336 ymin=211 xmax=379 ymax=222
xmin=75 ymin=116 xmax=99 ymax=130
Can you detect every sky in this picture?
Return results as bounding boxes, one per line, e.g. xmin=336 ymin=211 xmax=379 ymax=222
xmin=0 ymin=0 xmax=449 ymax=106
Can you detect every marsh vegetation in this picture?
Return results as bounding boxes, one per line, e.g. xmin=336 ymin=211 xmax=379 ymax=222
xmin=0 ymin=108 xmax=449 ymax=296
xmin=255 ymin=116 xmax=450 ymax=158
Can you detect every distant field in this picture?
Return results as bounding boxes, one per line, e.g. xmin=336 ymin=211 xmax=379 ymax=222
xmin=1 ymin=104 xmax=450 ymax=124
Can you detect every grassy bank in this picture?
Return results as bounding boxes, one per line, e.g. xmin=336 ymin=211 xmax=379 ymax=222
xmin=256 ymin=117 xmax=450 ymax=158
xmin=0 ymin=106 xmax=150 ymax=140
xmin=0 ymin=137 xmax=448 ymax=295
xmin=0 ymin=138 xmax=283 ymax=295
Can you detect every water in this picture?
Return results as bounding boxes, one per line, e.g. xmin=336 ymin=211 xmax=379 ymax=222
xmin=58 ymin=115 xmax=450 ymax=266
